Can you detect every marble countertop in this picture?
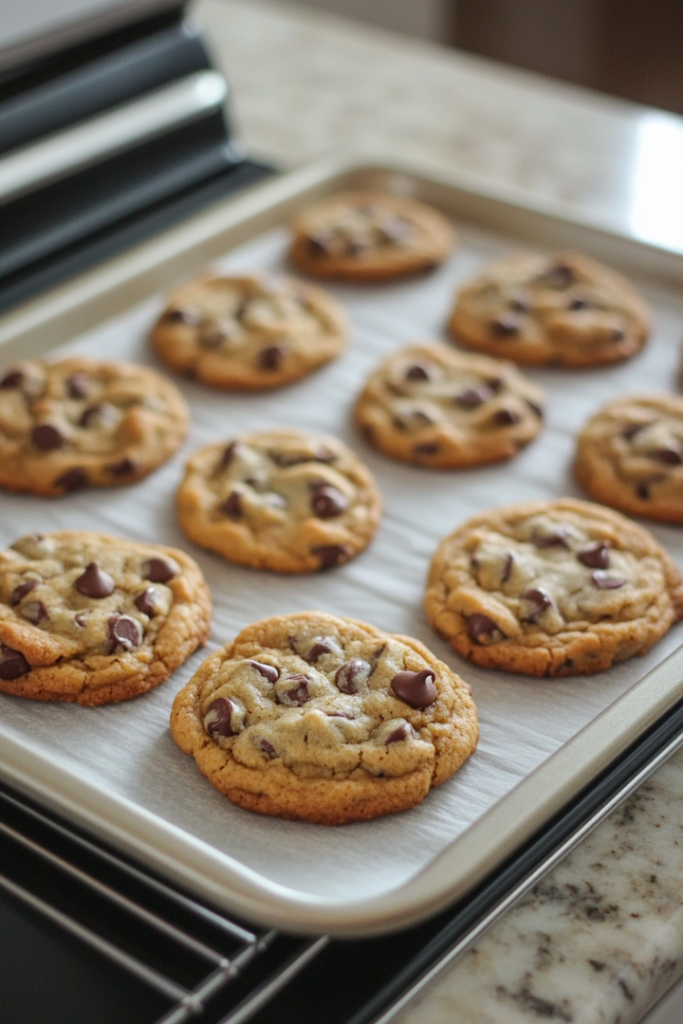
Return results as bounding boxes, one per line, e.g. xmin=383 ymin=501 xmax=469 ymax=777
xmin=196 ymin=2 xmax=683 ymax=1020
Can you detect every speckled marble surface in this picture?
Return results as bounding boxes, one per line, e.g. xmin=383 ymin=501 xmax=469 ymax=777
xmin=194 ymin=3 xmax=683 ymax=1019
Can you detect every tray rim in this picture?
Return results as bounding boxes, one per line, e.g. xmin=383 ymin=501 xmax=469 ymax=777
xmin=1 ymin=153 xmax=682 ymax=937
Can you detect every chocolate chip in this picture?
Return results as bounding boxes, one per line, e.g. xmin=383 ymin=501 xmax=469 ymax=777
xmin=66 ymin=373 xmax=89 ymax=398
xmin=592 ymin=571 xmax=625 ymax=589
xmin=526 ymin=399 xmax=544 ymax=418
xmin=305 ymin=638 xmax=336 ymax=663
xmin=467 ymin=613 xmax=504 ymax=645
xmin=335 ymin=659 xmax=371 ymax=694
xmin=249 ymin=660 xmax=280 ymax=683
xmin=611 ymin=328 xmax=625 ymax=342
xmin=313 ymin=544 xmax=351 ymax=570
xmin=32 ymin=424 xmax=64 ymax=450
xmin=107 ymin=614 xmax=143 ymax=652
xmin=492 ymin=407 xmax=521 ymax=426
xmin=393 ymin=410 xmax=434 ymax=431
xmin=533 ymin=528 xmax=570 ymax=549
xmin=219 ymin=441 xmax=237 ymax=470
xmin=259 ymin=738 xmax=277 ymax=759
xmin=307 ymin=232 xmax=334 ymax=256
xmin=636 ymin=480 xmax=652 ymax=499
xmin=11 ymin=580 xmax=38 ymax=605
xmin=568 ymin=297 xmax=590 ymax=311
xmin=577 ymin=542 xmax=610 ymax=569
xmin=0 ymin=369 xmax=24 ymax=389
xmin=386 ymin=722 xmax=415 ymax=744
xmin=485 ymin=376 xmax=504 ymax=393
xmin=405 ymin=364 xmax=431 ymax=382
xmin=455 ymin=385 xmax=492 ymax=408
xmin=521 ymin=587 xmax=553 ymax=622
xmin=21 ymin=601 xmax=49 ymax=625
xmin=74 ymin=612 xmax=88 ymax=627
xmin=204 ymin=697 xmax=238 ymax=738
xmin=55 ymin=468 xmax=88 ymax=491
xmin=79 ymin=403 xmax=117 ymax=428
xmin=346 ymin=239 xmax=371 ymax=257
xmin=76 ymin=562 xmax=115 ymax=598
xmin=622 ymin=423 xmax=644 ymax=441
xmin=390 ymin=669 xmax=437 ymax=709
xmin=271 ymin=449 xmax=323 ymax=467
xmin=143 ymin=557 xmax=180 ymax=583
xmin=649 ymin=446 xmax=683 ymax=465
xmin=278 ymin=675 xmax=310 ymax=706
xmin=0 ymin=645 xmax=29 ymax=680
xmin=220 ymin=491 xmax=243 ymax=518
xmin=108 ymin=458 xmax=136 ymax=477
xmin=501 ymin=552 xmax=514 ymax=583
xmin=164 ymin=308 xmax=200 ymax=326
xmin=490 ymin=316 xmax=520 ymax=337
xmin=134 ymin=587 xmax=159 ymax=617
xmin=510 ymin=295 xmax=531 ymax=313
xmin=414 ymin=442 xmax=440 ymax=456
xmin=538 ymin=263 xmax=575 ymax=288
xmin=310 ymin=485 xmax=348 ymax=519
xmin=258 ymin=344 xmax=287 ymax=370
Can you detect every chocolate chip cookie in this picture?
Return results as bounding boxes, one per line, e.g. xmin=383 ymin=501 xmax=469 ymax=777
xmin=176 ymin=430 xmax=382 ymax=573
xmin=449 ymin=251 xmax=651 ymax=368
xmin=575 ymin=394 xmax=683 ymax=523
xmin=170 ymin=611 xmax=478 ymax=824
xmin=289 ymin=190 xmax=455 ymax=282
xmin=0 ymin=357 xmax=189 ymax=497
xmin=425 ymin=498 xmax=683 ymax=677
xmin=0 ymin=531 xmax=212 ymax=704
xmin=355 ymin=342 xmax=545 ymax=467
xmin=150 ymin=273 xmax=347 ymax=389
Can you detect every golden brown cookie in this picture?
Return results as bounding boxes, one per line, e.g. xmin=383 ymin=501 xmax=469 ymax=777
xmin=0 ymin=357 xmax=189 ymax=497
xmin=449 ymin=251 xmax=651 ymax=368
xmin=575 ymin=394 xmax=683 ymax=523
xmin=176 ymin=429 xmax=382 ymax=573
xmin=354 ymin=342 xmax=544 ymax=468
xmin=150 ymin=273 xmax=347 ymax=389
xmin=0 ymin=531 xmax=211 ymax=705
xmin=425 ymin=498 xmax=683 ymax=678
xmin=289 ymin=190 xmax=455 ymax=282
xmin=170 ymin=611 xmax=478 ymax=825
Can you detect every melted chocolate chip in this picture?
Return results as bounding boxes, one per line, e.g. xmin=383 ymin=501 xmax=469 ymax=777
xmin=258 ymin=344 xmax=287 ymax=370
xmin=313 ymin=544 xmax=351 ymax=570
xmin=490 ymin=316 xmax=520 ymax=337
xmin=510 ymin=295 xmax=531 ymax=313
xmin=592 ymin=570 xmax=626 ymax=589
xmin=204 ymin=697 xmax=238 ymax=738
xmin=622 ymin=423 xmax=645 ymax=441
xmin=538 ymin=263 xmax=575 ymax=288
xmin=405 ymin=364 xmax=431 ymax=382
xmin=249 ymin=660 xmax=280 ymax=683
xmin=259 ymin=738 xmax=277 ymax=759
xmin=11 ymin=580 xmax=38 ymax=605
xmin=107 ymin=615 xmax=143 ymax=652
xmin=21 ymin=601 xmax=49 ymax=625
xmin=335 ymin=659 xmax=371 ymax=695
xmin=534 ymin=528 xmax=570 ymax=549
xmin=66 ymin=373 xmax=90 ymax=398
xmin=108 ymin=458 xmax=136 ymax=477
xmin=279 ymin=675 xmax=311 ymax=706
xmin=467 ymin=613 xmax=504 ymax=645
xmin=568 ymin=297 xmax=591 ymax=311
xmin=305 ymin=638 xmax=336 ymax=663
xmin=32 ymin=424 xmax=64 ymax=450
xmin=307 ymin=232 xmax=334 ymax=257
xmin=611 ymin=328 xmax=625 ymax=342
xmin=270 ymin=449 xmax=327 ymax=467
xmin=414 ymin=442 xmax=440 ymax=456
xmin=521 ymin=587 xmax=553 ymax=622
xmin=0 ymin=645 xmax=30 ymax=680
xmin=76 ymin=562 xmax=115 ymax=598
xmin=649 ymin=446 xmax=683 ymax=466
xmin=386 ymin=722 xmax=415 ymax=744
xmin=393 ymin=410 xmax=434 ymax=431
xmin=55 ymin=468 xmax=88 ymax=491
xmin=310 ymin=485 xmax=348 ymax=519
xmin=221 ymin=491 xmax=243 ymax=518
xmin=143 ymin=557 xmax=180 ymax=583
xmin=134 ymin=587 xmax=159 ymax=617
xmin=501 ymin=552 xmax=514 ymax=583
xmin=390 ymin=669 xmax=437 ymax=709
xmin=0 ymin=369 xmax=24 ymax=389
xmin=455 ymin=385 xmax=492 ymax=409
xmin=164 ymin=308 xmax=200 ymax=326
xmin=486 ymin=376 xmax=504 ymax=393
xmin=577 ymin=542 xmax=610 ymax=569
xmin=526 ymin=399 xmax=544 ymax=418
xmin=219 ymin=442 xmax=237 ymax=470
xmin=74 ymin=612 xmax=88 ymax=627
xmin=79 ymin=403 xmax=117 ymax=429
xmin=492 ymin=407 xmax=521 ymax=426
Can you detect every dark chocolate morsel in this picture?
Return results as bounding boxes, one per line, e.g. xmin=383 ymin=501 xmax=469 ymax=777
xmin=455 ymin=385 xmax=492 ymax=409
xmin=636 ymin=480 xmax=652 ymax=499
xmin=568 ymin=297 xmax=591 ymax=311
xmin=66 ymin=373 xmax=90 ymax=398
xmin=611 ymin=328 xmax=625 ymax=342
xmin=305 ymin=638 xmax=336 ymax=662
xmin=405 ymin=364 xmax=431 ymax=382
xmin=108 ymin=458 xmax=136 ymax=477
xmin=526 ymin=399 xmax=544 ymax=418
xmin=204 ymin=697 xmax=238 ymax=738
xmin=490 ymin=316 xmax=520 ymax=337
xmin=279 ymin=675 xmax=311 ymax=706
xmin=79 ymin=402 xmax=117 ymax=428
xmin=219 ymin=441 xmax=237 ymax=469
xmin=492 ymin=407 xmax=521 ymax=426
xmin=75 ymin=562 xmax=115 ymax=598
xmin=74 ymin=612 xmax=88 ymax=627
xmin=521 ymin=587 xmax=553 ymax=622
xmin=386 ymin=722 xmax=415 ymax=744
xmin=592 ymin=570 xmax=626 ymax=590
xmin=258 ymin=344 xmax=287 ymax=371
xmin=307 ymin=232 xmax=334 ymax=257
xmin=310 ymin=485 xmax=348 ymax=519
xmin=55 ymin=467 xmax=88 ymax=491
xmin=649 ymin=446 xmax=683 ymax=466
xmin=21 ymin=601 xmax=49 ymax=625
xmin=0 ymin=369 xmax=24 ymax=389
xmin=390 ymin=669 xmax=437 ymax=709
xmin=623 ymin=423 xmax=645 ymax=441
xmin=32 ymin=424 xmax=64 ymax=450
xmin=510 ymin=295 xmax=531 ymax=313
xmin=11 ymin=580 xmax=38 ymax=605
xmin=0 ymin=645 xmax=30 ymax=680
xmin=393 ymin=410 xmax=434 ymax=431
xmin=335 ymin=659 xmax=371 ymax=695
xmin=577 ymin=542 xmax=610 ymax=569
xmin=220 ymin=491 xmax=243 ymax=518
xmin=414 ymin=442 xmax=440 ymax=456
xmin=259 ymin=738 xmax=277 ymax=759
xmin=249 ymin=660 xmax=280 ymax=683
xmin=467 ymin=613 xmax=504 ymax=645
xmin=164 ymin=308 xmax=200 ymax=326
xmin=143 ymin=557 xmax=180 ymax=583
xmin=107 ymin=614 xmax=143 ymax=652
xmin=313 ymin=544 xmax=351 ymax=570
xmin=534 ymin=527 xmax=570 ymax=549
xmin=485 ymin=376 xmax=504 ymax=393
xmin=134 ymin=587 xmax=159 ymax=617
xmin=501 ymin=552 xmax=514 ymax=583
xmin=538 ymin=263 xmax=575 ymax=288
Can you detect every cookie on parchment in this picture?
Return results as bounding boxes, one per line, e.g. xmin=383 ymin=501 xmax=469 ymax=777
xmin=170 ymin=611 xmax=478 ymax=825
xmin=150 ymin=273 xmax=347 ymax=389
xmin=0 ymin=358 xmax=189 ymax=497
xmin=449 ymin=251 xmax=650 ymax=368
xmin=355 ymin=342 xmax=544 ymax=468
xmin=425 ymin=498 xmax=683 ymax=678
xmin=0 ymin=531 xmax=211 ymax=705
xmin=575 ymin=394 xmax=683 ymax=524
xmin=289 ymin=190 xmax=455 ymax=282
xmin=177 ymin=429 xmax=382 ymax=573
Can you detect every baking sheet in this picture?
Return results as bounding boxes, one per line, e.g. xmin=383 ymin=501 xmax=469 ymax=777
xmin=0 ymin=162 xmax=682 ymax=919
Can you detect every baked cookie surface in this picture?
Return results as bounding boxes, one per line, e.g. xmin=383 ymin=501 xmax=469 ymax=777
xmin=575 ymin=394 xmax=683 ymax=523
xmin=170 ymin=611 xmax=478 ymax=825
xmin=0 ymin=531 xmax=211 ymax=705
xmin=355 ymin=342 xmax=544 ymax=468
xmin=150 ymin=273 xmax=347 ymax=389
xmin=177 ymin=429 xmax=382 ymax=573
xmin=425 ymin=498 xmax=683 ymax=678
xmin=0 ymin=358 xmax=189 ymax=497
xmin=449 ymin=251 xmax=651 ymax=368
xmin=289 ymin=190 xmax=455 ymax=282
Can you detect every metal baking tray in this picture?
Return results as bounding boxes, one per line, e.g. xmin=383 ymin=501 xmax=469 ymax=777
xmin=0 ymin=156 xmax=682 ymax=938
